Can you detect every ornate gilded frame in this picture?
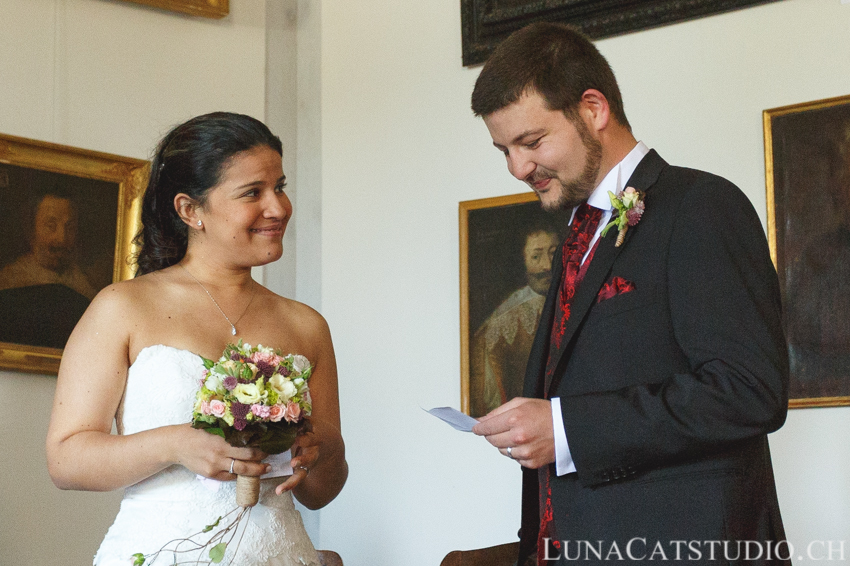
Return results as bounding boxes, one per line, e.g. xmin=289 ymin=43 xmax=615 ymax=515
xmin=119 ymin=0 xmax=229 ymax=18
xmin=764 ymin=94 xmax=850 ymax=408
xmin=0 ymin=134 xmax=148 ymax=374
xmin=461 ymin=0 xmax=780 ymax=67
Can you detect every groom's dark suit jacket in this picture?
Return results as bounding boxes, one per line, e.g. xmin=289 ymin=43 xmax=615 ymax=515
xmin=519 ymin=150 xmax=790 ymax=564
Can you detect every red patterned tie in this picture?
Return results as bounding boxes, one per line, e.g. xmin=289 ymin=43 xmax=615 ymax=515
xmin=538 ymin=202 xmax=602 ymax=565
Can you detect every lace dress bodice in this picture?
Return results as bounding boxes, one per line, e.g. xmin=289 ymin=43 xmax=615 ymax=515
xmin=93 ymin=345 xmax=320 ymax=566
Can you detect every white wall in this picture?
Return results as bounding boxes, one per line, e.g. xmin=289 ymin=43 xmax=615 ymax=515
xmin=315 ymin=0 xmax=850 ymax=564
xmin=0 ymin=0 xmax=268 ymax=563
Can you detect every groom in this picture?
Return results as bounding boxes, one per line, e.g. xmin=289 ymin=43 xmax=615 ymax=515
xmin=471 ymin=23 xmax=790 ymax=565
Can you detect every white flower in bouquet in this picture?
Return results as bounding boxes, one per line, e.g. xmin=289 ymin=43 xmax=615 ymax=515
xmin=269 ymin=374 xmax=298 ymax=401
xmin=232 ymin=383 xmax=262 ymax=404
xmin=204 ymin=372 xmax=223 ymax=393
xmin=292 ymin=354 xmax=310 ymax=374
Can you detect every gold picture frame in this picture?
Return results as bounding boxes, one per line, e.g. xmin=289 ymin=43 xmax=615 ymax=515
xmin=460 ymin=192 xmax=567 ymax=416
xmin=119 ymin=0 xmax=229 ymax=18
xmin=0 ymin=134 xmax=148 ymax=374
xmin=764 ymin=94 xmax=850 ymax=408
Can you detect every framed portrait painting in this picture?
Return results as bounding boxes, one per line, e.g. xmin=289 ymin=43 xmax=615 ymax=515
xmin=459 ymin=192 xmax=568 ymax=417
xmin=460 ymin=0 xmax=780 ymax=66
xmin=764 ymin=94 xmax=850 ymax=408
xmin=0 ymin=134 xmax=148 ymax=374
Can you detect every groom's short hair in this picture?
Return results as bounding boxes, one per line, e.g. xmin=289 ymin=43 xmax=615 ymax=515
xmin=470 ymin=22 xmax=630 ymax=130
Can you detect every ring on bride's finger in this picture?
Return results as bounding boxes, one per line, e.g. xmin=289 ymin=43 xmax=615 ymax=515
xmin=506 ymin=447 xmax=514 ymax=459
xmin=229 ymin=458 xmax=235 ymax=474
xmin=298 ymin=465 xmax=310 ymax=476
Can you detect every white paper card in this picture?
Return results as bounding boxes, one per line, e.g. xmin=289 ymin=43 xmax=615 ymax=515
xmin=425 ymin=406 xmax=479 ymax=432
xmin=261 ymin=449 xmax=293 ymax=479
xmin=195 ymin=449 xmax=294 ymax=490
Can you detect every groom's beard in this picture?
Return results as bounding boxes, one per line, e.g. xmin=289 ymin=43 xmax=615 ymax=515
xmin=534 ymin=120 xmax=603 ymax=213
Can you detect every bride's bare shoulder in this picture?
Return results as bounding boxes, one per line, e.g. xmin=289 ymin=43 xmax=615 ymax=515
xmin=85 ymin=269 xmax=176 ymax=321
xmin=63 ymin=270 xmax=175 ymax=358
xmin=269 ymin=293 xmax=331 ymax=338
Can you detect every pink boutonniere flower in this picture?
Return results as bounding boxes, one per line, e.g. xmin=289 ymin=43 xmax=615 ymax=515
xmin=600 ymin=186 xmax=646 ymax=247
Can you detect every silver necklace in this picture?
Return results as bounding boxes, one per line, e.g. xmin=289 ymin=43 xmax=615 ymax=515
xmin=180 ymin=264 xmax=256 ymax=336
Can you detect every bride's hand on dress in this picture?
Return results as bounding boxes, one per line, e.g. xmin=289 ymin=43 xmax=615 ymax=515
xmin=173 ymin=424 xmax=270 ymax=481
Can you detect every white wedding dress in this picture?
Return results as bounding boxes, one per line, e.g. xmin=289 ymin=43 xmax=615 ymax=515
xmin=93 ymin=345 xmax=321 ymax=566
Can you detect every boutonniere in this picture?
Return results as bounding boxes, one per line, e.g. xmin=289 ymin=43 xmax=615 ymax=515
xmin=600 ymin=186 xmax=645 ymax=247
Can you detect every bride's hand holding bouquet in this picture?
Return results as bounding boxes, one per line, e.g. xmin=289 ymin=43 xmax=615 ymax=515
xmin=192 ymin=341 xmax=313 ymax=506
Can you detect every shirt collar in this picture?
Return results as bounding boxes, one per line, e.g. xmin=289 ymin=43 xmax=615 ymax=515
xmin=586 ymin=141 xmax=650 ymax=211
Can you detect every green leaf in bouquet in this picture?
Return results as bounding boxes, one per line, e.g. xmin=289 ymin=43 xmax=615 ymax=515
xmin=242 ymin=366 xmax=253 ymax=380
xmin=192 ymin=414 xmax=218 ymax=426
xmin=257 ymin=419 xmax=312 ymax=454
xmin=206 ymin=427 xmax=226 ymax=439
xmin=191 ymin=418 xmax=223 ymax=433
xmin=222 ymin=340 xmax=244 ymax=361
xmin=209 ymin=542 xmax=227 ymax=563
xmin=202 ymin=357 xmax=215 ymax=370
xmin=131 ymin=553 xmax=146 ymax=565
xmin=227 ymin=423 xmax=264 ymax=448
xmin=257 ymin=427 xmax=298 ymax=454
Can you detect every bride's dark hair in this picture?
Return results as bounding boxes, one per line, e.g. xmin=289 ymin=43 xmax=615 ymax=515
xmin=134 ymin=112 xmax=283 ymax=276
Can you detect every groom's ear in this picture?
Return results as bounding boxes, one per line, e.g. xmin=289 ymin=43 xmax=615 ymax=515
xmin=578 ymin=89 xmax=611 ymax=133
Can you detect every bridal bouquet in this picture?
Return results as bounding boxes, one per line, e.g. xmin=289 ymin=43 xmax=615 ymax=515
xmin=193 ymin=341 xmax=313 ymax=508
xmin=132 ymin=341 xmax=312 ymax=566
xmin=192 ymin=341 xmax=313 ymax=457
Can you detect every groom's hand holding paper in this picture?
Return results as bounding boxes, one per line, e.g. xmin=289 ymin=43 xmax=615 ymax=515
xmin=472 ymin=397 xmax=555 ymax=469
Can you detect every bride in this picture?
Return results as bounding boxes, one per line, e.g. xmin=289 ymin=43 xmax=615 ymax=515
xmin=46 ymin=112 xmax=348 ymax=565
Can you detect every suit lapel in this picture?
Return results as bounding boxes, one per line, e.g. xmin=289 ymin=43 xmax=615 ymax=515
xmin=543 ymin=150 xmax=667 ymax=397
xmin=623 ymin=149 xmax=666 ymax=194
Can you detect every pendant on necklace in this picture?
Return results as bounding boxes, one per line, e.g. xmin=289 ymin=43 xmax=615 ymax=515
xmin=231 ymin=325 xmax=237 ymax=336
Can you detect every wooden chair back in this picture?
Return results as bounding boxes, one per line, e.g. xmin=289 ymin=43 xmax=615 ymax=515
xmin=440 ymin=542 xmax=520 ymax=566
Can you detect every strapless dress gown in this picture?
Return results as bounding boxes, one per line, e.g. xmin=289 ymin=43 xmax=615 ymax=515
xmin=93 ymin=345 xmax=321 ymax=566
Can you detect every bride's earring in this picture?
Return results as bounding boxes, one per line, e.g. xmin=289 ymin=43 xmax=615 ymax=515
xmin=197 ymin=220 xmax=203 ymax=227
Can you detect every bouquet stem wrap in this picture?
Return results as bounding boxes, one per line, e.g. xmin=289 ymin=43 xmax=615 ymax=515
xmin=236 ymin=475 xmax=260 ymax=507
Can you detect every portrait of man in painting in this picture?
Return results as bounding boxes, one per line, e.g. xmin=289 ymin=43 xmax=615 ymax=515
xmin=464 ymin=197 xmax=566 ymax=417
xmin=768 ymin=97 xmax=850 ymax=403
xmin=0 ymin=163 xmax=119 ymax=350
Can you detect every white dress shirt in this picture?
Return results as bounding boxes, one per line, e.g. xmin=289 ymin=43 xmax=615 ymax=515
xmin=551 ymin=141 xmax=650 ymax=476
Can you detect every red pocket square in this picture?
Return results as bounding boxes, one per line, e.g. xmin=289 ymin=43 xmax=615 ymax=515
xmin=597 ymin=276 xmax=636 ymax=303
